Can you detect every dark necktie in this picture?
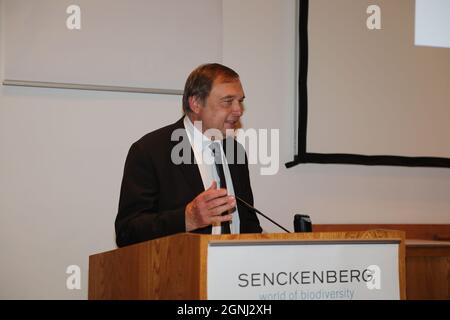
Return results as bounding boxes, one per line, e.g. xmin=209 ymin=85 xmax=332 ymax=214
xmin=210 ymin=142 xmax=231 ymax=234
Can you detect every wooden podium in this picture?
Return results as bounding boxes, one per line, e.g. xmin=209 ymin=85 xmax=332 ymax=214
xmin=89 ymin=230 xmax=406 ymax=300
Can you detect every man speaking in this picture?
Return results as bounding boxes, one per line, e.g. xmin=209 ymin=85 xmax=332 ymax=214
xmin=115 ymin=63 xmax=262 ymax=247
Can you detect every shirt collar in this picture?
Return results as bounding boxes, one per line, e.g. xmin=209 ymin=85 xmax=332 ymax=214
xmin=183 ymin=115 xmax=222 ymax=152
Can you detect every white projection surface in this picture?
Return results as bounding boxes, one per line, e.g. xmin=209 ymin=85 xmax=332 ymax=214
xmin=415 ymin=0 xmax=450 ymax=48
xmin=306 ymin=0 xmax=450 ymax=159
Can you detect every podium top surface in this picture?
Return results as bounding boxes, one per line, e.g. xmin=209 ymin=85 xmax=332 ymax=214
xmin=90 ymin=229 xmax=406 ymax=258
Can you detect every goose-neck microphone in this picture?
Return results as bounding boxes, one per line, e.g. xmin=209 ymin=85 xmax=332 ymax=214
xmin=235 ymin=196 xmax=291 ymax=233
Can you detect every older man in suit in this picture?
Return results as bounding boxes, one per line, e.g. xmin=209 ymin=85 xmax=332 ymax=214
xmin=115 ymin=63 xmax=262 ymax=247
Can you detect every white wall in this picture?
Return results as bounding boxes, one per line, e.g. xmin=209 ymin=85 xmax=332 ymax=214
xmin=0 ymin=0 xmax=449 ymax=299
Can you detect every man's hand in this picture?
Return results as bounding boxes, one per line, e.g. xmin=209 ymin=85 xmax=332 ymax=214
xmin=185 ymin=181 xmax=236 ymax=232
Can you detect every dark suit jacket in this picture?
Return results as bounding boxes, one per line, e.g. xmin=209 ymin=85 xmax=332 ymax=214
xmin=115 ymin=117 xmax=262 ymax=247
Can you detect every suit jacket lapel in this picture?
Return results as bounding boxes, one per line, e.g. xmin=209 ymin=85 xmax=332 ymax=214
xmin=169 ymin=118 xmax=204 ymax=197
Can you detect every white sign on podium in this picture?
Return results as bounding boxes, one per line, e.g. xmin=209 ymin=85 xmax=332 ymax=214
xmin=207 ymin=240 xmax=400 ymax=300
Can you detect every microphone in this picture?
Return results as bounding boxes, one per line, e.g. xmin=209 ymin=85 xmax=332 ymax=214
xmin=235 ymin=196 xmax=291 ymax=233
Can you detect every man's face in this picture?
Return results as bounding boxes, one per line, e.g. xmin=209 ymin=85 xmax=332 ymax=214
xmin=190 ymin=78 xmax=245 ymax=138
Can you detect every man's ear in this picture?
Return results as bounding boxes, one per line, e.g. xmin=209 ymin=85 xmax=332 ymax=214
xmin=189 ymin=96 xmax=202 ymax=114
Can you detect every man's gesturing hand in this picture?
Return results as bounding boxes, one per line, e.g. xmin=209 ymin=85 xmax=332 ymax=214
xmin=185 ymin=181 xmax=236 ymax=232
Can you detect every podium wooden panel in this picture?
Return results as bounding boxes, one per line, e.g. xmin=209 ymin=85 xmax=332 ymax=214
xmin=89 ymin=230 xmax=406 ymax=300
xmin=405 ymin=240 xmax=450 ymax=300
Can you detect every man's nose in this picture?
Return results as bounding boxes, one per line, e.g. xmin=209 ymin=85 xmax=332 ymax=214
xmin=231 ymin=101 xmax=243 ymax=116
